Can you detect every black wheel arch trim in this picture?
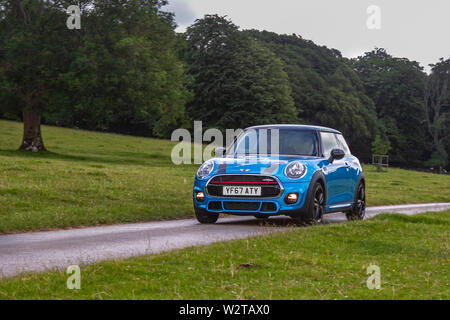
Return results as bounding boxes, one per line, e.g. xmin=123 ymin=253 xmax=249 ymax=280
xmin=358 ymin=172 xmax=365 ymax=186
xmin=279 ymin=170 xmax=327 ymax=216
xmin=353 ymin=172 xmax=365 ymax=205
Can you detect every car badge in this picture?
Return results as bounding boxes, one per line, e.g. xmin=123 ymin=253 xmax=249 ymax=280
xmin=240 ymin=169 xmax=250 ymax=172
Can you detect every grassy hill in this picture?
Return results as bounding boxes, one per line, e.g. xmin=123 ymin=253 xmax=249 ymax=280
xmin=0 ymin=119 xmax=449 ymax=233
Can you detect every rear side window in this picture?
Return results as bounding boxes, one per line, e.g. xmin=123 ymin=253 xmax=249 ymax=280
xmin=335 ymin=134 xmax=351 ymax=155
xmin=320 ymin=132 xmax=340 ymax=158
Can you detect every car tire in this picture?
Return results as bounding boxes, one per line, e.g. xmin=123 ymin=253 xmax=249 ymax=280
xmin=292 ymin=182 xmax=325 ymax=225
xmin=195 ymin=207 xmax=219 ymax=224
xmin=346 ymin=182 xmax=366 ymax=221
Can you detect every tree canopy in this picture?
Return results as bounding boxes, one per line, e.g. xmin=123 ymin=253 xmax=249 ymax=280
xmin=182 ymin=15 xmax=296 ymax=131
xmin=351 ymin=48 xmax=428 ymax=167
xmin=424 ymin=58 xmax=450 ymax=169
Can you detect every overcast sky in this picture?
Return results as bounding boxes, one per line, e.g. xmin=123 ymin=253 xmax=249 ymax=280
xmin=163 ymin=0 xmax=450 ymax=72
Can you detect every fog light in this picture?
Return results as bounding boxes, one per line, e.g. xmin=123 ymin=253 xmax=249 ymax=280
xmin=195 ymin=191 xmax=205 ymax=202
xmin=285 ymin=193 xmax=298 ymax=204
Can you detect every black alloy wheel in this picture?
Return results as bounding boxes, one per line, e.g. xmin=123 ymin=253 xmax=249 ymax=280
xmin=346 ymin=183 xmax=366 ymax=221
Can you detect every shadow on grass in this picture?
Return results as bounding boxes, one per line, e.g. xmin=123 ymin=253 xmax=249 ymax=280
xmin=0 ymin=149 xmax=181 ymax=167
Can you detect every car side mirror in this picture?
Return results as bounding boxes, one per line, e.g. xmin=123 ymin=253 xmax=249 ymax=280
xmin=329 ymin=148 xmax=345 ymax=163
xmin=215 ymin=147 xmax=226 ymax=158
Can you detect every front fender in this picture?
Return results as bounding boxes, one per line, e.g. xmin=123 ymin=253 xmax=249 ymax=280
xmin=279 ymin=170 xmax=326 ymax=216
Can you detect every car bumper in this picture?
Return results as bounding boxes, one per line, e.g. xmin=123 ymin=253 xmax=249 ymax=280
xmin=193 ymin=178 xmax=310 ymax=216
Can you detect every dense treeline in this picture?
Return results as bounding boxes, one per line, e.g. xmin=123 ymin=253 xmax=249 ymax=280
xmin=0 ymin=3 xmax=448 ymax=169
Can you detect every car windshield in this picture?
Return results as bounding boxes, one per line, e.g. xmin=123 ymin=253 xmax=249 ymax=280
xmin=227 ymin=128 xmax=318 ymax=156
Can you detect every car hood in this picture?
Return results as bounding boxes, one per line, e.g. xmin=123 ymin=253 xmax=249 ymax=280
xmin=212 ymin=155 xmax=316 ymax=176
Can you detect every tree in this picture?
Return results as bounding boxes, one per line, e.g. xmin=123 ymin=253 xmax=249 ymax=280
xmin=424 ymin=58 xmax=450 ymax=169
xmin=0 ymin=0 xmax=72 ymax=151
xmin=183 ymin=15 xmax=296 ymax=132
xmin=60 ymin=0 xmax=191 ymax=138
xmin=0 ymin=0 xmax=191 ymax=151
xmin=372 ymin=134 xmax=391 ymax=155
xmin=351 ymin=49 xmax=428 ymax=167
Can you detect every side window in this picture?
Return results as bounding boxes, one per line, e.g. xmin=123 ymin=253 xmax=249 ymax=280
xmin=335 ymin=134 xmax=351 ymax=155
xmin=320 ymin=132 xmax=340 ymax=158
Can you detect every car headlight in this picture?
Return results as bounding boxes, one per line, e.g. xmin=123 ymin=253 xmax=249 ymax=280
xmin=284 ymin=161 xmax=307 ymax=179
xmin=197 ymin=160 xmax=214 ymax=179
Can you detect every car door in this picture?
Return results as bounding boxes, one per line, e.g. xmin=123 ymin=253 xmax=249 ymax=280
xmin=335 ymin=133 xmax=360 ymax=202
xmin=320 ymin=132 xmax=351 ymax=207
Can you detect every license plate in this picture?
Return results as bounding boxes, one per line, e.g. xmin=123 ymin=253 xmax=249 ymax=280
xmin=223 ymin=186 xmax=262 ymax=196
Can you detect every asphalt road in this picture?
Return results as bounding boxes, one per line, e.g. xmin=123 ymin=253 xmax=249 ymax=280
xmin=0 ymin=203 xmax=449 ymax=278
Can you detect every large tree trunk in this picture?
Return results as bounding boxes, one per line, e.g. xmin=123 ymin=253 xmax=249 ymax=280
xmin=20 ymin=108 xmax=45 ymax=152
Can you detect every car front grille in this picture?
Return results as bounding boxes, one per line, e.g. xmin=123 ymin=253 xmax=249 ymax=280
xmin=206 ymin=175 xmax=282 ymax=198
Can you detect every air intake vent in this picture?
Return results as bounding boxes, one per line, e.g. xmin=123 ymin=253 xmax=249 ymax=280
xmin=223 ymin=202 xmax=260 ymax=211
xmin=261 ymin=202 xmax=277 ymax=212
xmin=208 ymin=201 xmax=222 ymax=211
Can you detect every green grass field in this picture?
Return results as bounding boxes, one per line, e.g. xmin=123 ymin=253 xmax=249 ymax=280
xmin=0 ymin=119 xmax=449 ymax=233
xmin=1 ymin=211 xmax=448 ymax=300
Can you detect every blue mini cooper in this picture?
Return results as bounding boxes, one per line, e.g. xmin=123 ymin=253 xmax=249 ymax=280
xmin=193 ymin=125 xmax=366 ymax=224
